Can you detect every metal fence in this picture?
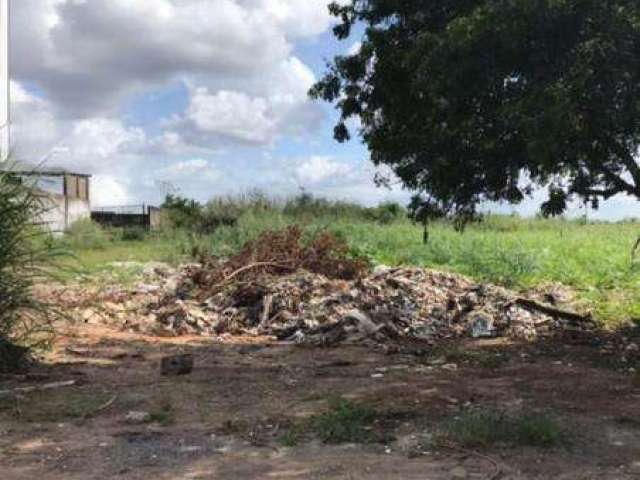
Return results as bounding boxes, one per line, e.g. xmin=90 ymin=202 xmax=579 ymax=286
xmin=91 ymin=204 xmax=160 ymax=230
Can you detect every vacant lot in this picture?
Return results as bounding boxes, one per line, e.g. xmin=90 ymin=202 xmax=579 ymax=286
xmin=2 ymin=212 xmax=640 ymax=479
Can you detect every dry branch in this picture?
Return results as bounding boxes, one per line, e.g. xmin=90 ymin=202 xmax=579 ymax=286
xmin=515 ymin=298 xmax=591 ymax=323
xmin=0 ymin=380 xmax=77 ymax=397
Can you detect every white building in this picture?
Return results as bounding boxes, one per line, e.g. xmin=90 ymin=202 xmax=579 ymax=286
xmin=2 ymin=162 xmax=92 ymax=233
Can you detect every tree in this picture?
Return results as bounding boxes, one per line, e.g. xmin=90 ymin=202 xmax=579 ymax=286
xmin=310 ymin=0 xmax=640 ymax=219
xmin=160 ymin=194 xmax=202 ymax=230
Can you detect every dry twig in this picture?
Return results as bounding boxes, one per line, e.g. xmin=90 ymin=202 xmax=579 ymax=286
xmin=0 ymin=380 xmax=77 ymax=397
xmin=86 ymin=393 xmax=118 ymax=417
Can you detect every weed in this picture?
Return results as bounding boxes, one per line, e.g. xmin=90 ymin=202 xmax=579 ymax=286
xmin=280 ymin=423 xmax=306 ymax=447
xmin=440 ymin=409 xmax=565 ymax=448
xmin=5 ymin=389 xmax=113 ymax=423
xmin=516 ymin=414 xmax=564 ymax=447
xmin=148 ymin=403 xmax=174 ymax=426
xmin=311 ymin=397 xmax=376 ymax=444
xmin=120 ymin=226 xmax=147 ymax=242
xmin=62 ymin=219 xmax=111 ymax=250
xmin=219 ymin=418 xmax=248 ymax=435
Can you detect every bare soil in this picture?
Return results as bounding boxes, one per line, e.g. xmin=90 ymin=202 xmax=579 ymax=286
xmin=1 ymin=320 xmax=639 ymax=479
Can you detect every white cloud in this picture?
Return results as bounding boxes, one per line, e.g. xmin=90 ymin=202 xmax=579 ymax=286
xmin=295 ymin=155 xmax=353 ymax=185
xmin=11 ymin=0 xmax=331 ymax=119
xmin=174 ymin=57 xmax=322 ymax=146
xmin=347 ymin=41 xmax=362 ymax=56
xmin=10 ymin=81 xmax=59 ymax=159
xmin=186 ymin=89 xmax=275 ymax=144
xmin=65 ymin=119 xmax=147 ymax=160
xmin=159 ymin=158 xmax=220 ymax=180
xmin=91 ymin=174 xmax=133 ymax=207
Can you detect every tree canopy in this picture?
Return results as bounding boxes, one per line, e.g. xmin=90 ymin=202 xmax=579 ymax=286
xmin=310 ymin=0 xmax=640 ymax=219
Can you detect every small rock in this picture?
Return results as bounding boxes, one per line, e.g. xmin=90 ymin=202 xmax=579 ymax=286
xmin=178 ymin=445 xmax=203 ymax=454
xmin=372 ymin=264 xmax=393 ymax=277
xmin=625 ymin=343 xmax=639 ymax=352
xmin=344 ymin=310 xmax=379 ymax=336
xmin=81 ymin=308 xmax=102 ymax=325
xmin=136 ymin=283 xmax=161 ymax=294
xmin=461 ymin=292 xmax=479 ymax=308
xmin=468 ymin=310 xmax=495 ymax=338
xmin=161 ymin=354 xmax=194 ymax=376
xmin=430 ymin=305 xmax=447 ymax=320
xmin=629 ymin=461 xmax=640 ymax=474
xmin=441 ymin=363 xmax=458 ymax=371
xmin=143 ymin=262 xmax=173 ymax=277
xmin=125 ymin=411 xmax=151 ymax=424
xmin=449 ymin=466 xmax=467 ymax=478
xmin=428 ymin=357 xmax=446 ymax=366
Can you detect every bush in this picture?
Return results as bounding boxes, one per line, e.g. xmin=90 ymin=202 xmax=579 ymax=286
xmin=160 ymin=194 xmax=202 ymax=230
xmin=0 ymin=171 xmax=58 ymax=371
xmin=63 ymin=218 xmax=110 ymax=249
xmin=283 ymin=192 xmax=371 ymax=221
xmin=120 ymin=226 xmax=147 ymax=241
xmin=365 ymin=201 xmax=405 ymax=224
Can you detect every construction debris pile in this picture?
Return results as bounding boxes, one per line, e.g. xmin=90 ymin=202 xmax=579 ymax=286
xmin=151 ymin=266 xmax=559 ymax=344
xmin=41 ymin=227 xmax=596 ymax=351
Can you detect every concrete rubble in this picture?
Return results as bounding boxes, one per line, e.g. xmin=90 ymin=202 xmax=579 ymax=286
xmin=40 ymin=261 xmax=595 ymax=351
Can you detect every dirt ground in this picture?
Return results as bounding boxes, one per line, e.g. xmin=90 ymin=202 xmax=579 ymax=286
xmin=1 ymin=320 xmax=640 ymax=480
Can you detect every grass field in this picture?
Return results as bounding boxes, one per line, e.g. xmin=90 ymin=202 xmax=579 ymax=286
xmin=58 ymin=209 xmax=640 ymax=327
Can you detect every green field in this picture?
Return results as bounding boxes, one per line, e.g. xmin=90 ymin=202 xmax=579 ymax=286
xmin=59 ymin=210 xmax=640 ymax=327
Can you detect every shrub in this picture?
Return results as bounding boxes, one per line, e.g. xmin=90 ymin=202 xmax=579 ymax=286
xmin=0 ymin=171 xmax=58 ymax=371
xmin=160 ymin=194 xmax=202 ymax=230
xmin=63 ymin=218 xmax=110 ymax=249
xmin=365 ymin=201 xmax=405 ymax=224
xmin=120 ymin=226 xmax=147 ymax=241
xmin=283 ymin=192 xmax=369 ymax=221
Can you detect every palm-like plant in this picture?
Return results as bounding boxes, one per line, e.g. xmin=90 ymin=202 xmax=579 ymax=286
xmin=0 ymin=168 xmax=59 ymax=371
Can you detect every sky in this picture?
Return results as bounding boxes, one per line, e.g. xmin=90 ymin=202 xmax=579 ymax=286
xmin=8 ymin=0 xmax=639 ymax=219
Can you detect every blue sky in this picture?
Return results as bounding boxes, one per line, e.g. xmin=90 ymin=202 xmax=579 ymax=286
xmin=8 ymin=0 xmax=639 ymax=219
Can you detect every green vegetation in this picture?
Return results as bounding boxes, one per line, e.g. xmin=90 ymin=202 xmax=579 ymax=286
xmin=58 ymin=193 xmax=640 ymax=326
xmin=0 ymin=171 xmax=63 ymax=370
xmin=280 ymin=423 xmax=306 ymax=447
xmin=0 ymin=388 xmax=113 ymax=423
xmin=313 ymin=1 xmax=640 ymax=221
xmin=440 ymin=409 xmax=565 ymax=449
xmin=60 ymin=217 xmax=111 ymax=250
xmin=148 ymin=403 xmax=175 ymax=426
xmin=311 ymin=397 xmax=376 ymax=444
xmin=280 ymin=397 xmax=377 ymax=446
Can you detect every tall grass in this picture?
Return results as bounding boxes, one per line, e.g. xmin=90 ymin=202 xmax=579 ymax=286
xmin=0 ymin=171 xmax=62 ymax=370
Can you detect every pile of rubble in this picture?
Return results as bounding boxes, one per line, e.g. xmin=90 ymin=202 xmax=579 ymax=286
xmin=39 ymin=227 xmax=597 ymax=350
xmin=151 ymin=265 xmax=580 ymax=343
xmin=41 ymin=261 xmax=589 ymax=349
